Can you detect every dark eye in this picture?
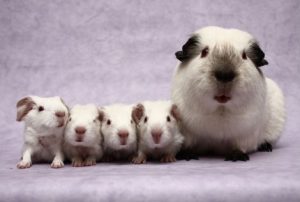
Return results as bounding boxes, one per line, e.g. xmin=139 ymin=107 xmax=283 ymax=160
xmin=144 ymin=116 xmax=148 ymax=123
xmin=69 ymin=117 xmax=72 ymax=121
xmin=242 ymin=51 xmax=247 ymax=60
xmin=107 ymin=119 xmax=111 ymax=125
xmin=38 ymin=106 xmax=44 ymax=112
xmin=167 ymin=116 xmax=171 ymax=122
xmin=131 ymin=120 xmax=133 ymax=124
xmin=201 ymin=47 xmax=209 ymax=58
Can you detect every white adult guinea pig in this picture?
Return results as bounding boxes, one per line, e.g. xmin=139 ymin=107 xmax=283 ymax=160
xmin=64 ymin=104 xmax=103 ymax=167
xmin=131 ymin=101 xmax=184 ymax=164
xmin=16 ymin=96 xmax=69 ymax=169
xmin=99 ymin=104 xmax=137 ymax=162
xmin=172 ymin=26 xmax=285 ymax=161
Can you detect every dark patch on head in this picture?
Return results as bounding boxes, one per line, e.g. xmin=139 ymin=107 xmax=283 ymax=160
xmin=98 ymin=110 xmax=105 ymax=122
xmin=210 ymin=45 xmax=241 ymax=77
xmin=175 ymin=35 xmax=201 ymax=62
xmin=246 ymin=42 xmax=268 ymax=74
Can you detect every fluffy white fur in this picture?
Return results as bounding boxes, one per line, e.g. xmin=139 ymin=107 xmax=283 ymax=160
xmin=132 ymin=101 xmax=184 ymax=164
xmin=64 ymin=104 xmax=103 ymax=167
xmin=100 ymin=104 xmax=137 ymax=161
xmin=171 ymin=26 xmax=285 ymax=158
xmin=16 ymin=96 xmax=69 ymax=169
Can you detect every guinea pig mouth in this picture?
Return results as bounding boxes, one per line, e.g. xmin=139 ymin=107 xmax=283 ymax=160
xmin=119 ymin=139 xmax=127 ymax=146
xmin=214 ymin=95 xmax=231 ymax=103
xmin=75 ymin=137 xmax=84 ymax=142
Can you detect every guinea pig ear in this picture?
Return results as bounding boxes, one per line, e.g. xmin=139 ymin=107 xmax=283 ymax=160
xmin=16 ymin=97 xmax=35 ymax=122
xmin=175 ymin=35 xmax=201 ymax=62
xmin=132 ymin=104 xmax=144 ymax=124
xmin=170 ymin=104 xmax=181 ymax=122
xmin=246 ymin=42 xmax=268 ymax=67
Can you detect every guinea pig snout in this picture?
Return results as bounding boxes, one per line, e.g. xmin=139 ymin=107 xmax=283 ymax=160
xmin=75 ymin=126 xmax=86 ymax=142
xmin=151 ymin=128 xmax=162 ymax=144
xmin=214 ymin=70 xmax=236 ymax=83
xmin=55 ymin=111 xmax=66 ymax=118
xmin=118 ymin=130 xmax=129 ymax=145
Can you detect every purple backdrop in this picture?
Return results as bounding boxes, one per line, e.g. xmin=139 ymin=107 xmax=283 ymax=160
xmin=0 ymin=0 xmax=299 ymax=201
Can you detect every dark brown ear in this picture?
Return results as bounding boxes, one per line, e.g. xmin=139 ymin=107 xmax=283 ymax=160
xmin=170 ymin=104 xmax=181 ymax=122
xmin=98 ymin=109 xmax=105 ymax=122
xmin=246 ymin=42 xmax=268 ymax=67
xmin=175 ymin=35 xmax=201 ymax=62
xmin=132 ymin=104 xmax=144 ymax=124
xmin=16 ymin=97 xmax=35 ymax=122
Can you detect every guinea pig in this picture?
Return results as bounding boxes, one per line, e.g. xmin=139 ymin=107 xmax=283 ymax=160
xmin=131 ymin=101 xmax=184 ymax=164
xmin=64 ymin=104 xmax=103 ymax=167
xmin=16 ymin=96 xmax=69 ymax=169
xmin=99 ymin=104 xmax=137 ymax=162
xmin=172 ymin=26 xmax=285 ymax=161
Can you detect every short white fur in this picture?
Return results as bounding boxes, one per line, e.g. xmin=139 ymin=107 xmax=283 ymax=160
xmin=64 ymin=104 xmax=103 ymax=167
xmin=172 ymin=26 xmax=285 ymax=156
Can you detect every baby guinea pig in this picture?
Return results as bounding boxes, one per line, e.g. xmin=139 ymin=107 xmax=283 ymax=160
xmin=64 ymin=104 xmax=103 ymax=167
xmin=16 ymin=96 xmax=69 ymax=169
xmin=99 ymin=104 xmax=137 ymax=162
xmin=131 ymin=100 xmax=184 ymax=164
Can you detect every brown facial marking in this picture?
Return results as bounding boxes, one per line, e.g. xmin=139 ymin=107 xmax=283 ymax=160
xmin=98 ymin=110 xmax=105 ymax=122
xmin=132 ymin=104 xmax=144 ymax=124
xmin=16 ymin=97 xmax=35 ymax=122
xmin=170 ymin=104 xmax=181 ymax=122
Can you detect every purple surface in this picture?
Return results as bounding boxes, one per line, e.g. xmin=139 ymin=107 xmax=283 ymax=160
xmin=0 ymin=0 xmax=300 ymax=201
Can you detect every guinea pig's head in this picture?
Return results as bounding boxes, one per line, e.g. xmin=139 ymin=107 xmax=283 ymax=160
xmin=100 ymin=104 xmax=137 ymax=151
xmin=16 ymin=96 xmax=69 ymax=132
xmin=64 ymin=104 xmax=101 ymax=147
xmin=173 ymin=26 xmax=268 ymax=110
xmin=132 ymin=101 xmax=181 ymax=149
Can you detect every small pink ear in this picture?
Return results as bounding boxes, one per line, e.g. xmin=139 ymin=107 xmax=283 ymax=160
xmin=16 ymin=97 xmax=35 ymax=122
xmin=132 ymin=104 xmax=144 ymax=124
xmin=171 ymin=104 xmax=181 ymax=122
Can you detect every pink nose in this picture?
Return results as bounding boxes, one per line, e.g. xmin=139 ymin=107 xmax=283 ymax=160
xmin=151 ymin=129 xmax=162 ymax=144
xmin=55 ymin=111 xmax=65 ymax=118
xmin=118 ymin=130 xmax=129 ymax=145
xmin=75 ymin=126 xmax=86 ymax=135
xmin=118 ymin=130 xmax=129 ymax=138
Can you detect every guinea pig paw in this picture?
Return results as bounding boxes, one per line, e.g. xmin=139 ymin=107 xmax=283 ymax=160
xmin=51 ymin=160 xmax=64 ymax=169
xmin=102 ymin=156 xmax=113 ymax=162
xmin=160 ymin=154 xmax=176 ymax=163
xmin=132 ymin=156 xmax=146 ymax=164
xmin=225 ymin=150 xmax=250 ymax=162
xmin=17 ymin=160 xmax=32 ymax=169
xmin=84 ymin=158 xmax=96 ymax=166
xmin=258 ymin=142 xmax=272 ymax=152
xmin=72 ymin=159 xmax=84 ymax=167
